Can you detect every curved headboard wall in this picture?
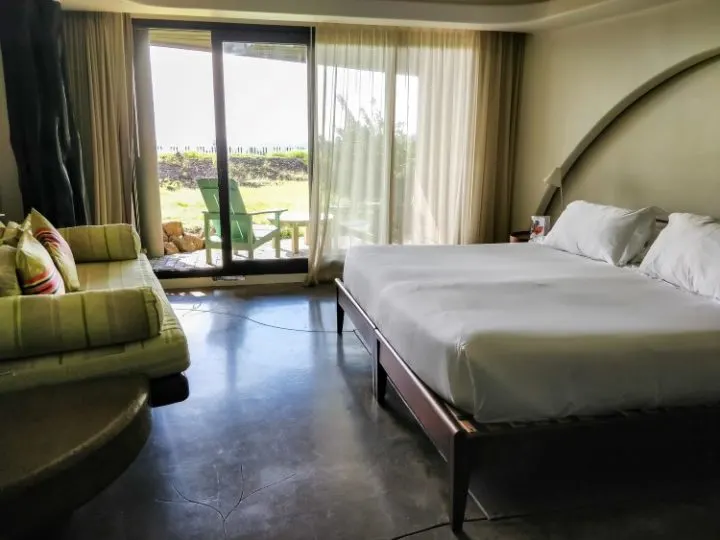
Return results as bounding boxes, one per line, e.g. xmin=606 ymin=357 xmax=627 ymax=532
xmin=538 ymin=47 xmax=720 ymax=218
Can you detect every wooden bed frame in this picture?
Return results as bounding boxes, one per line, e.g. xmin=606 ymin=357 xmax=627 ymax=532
xmin=336 ymin=278 xmax=489 ymax=531
xmin=335 ymin=278 xmax=720 ymax=533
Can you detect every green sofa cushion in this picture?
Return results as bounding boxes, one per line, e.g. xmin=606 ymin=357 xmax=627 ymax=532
xmin=0 ymin=254 xmax=189 ymax=394
xmin=0 ymin=246 xmax=21 ymax=297
xmin=58 ymin=224 xmax=141 ymax=263
xmin=0 ymin=287 xmax=162 ymax=360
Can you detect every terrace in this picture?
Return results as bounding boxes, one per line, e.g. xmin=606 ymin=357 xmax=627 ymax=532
xmin=150 ymin=147 xmax=310 ymax=273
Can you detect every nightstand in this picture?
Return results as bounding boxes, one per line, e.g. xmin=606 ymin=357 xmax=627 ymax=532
xmin=509 ymin=230 xmax=530 ymax=243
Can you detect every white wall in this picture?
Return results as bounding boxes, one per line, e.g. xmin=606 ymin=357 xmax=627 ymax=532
xmin=512 ymin=0 xmax=720 ymax=229
xmin=0 ymin=49 xmax=22 ymax=223
xmin=550 ymin=57 xmax=720 ymax=219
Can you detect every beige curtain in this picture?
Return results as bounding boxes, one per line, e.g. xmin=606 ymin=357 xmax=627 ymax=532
xmin=463 ymin=32 xmax=525 ymax=244
xmin=308 ymin=26 xmax=525 ymax=282
xmin=62 ymin=12 xmax=138 ymax=225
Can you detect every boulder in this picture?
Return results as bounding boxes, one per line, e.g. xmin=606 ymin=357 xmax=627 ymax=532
xmin=162 ymin=231 xmax=169 ymax=243
xmin=173 ymin=233 xmax=204 ymax=253
xmin=164 ymin=242 xmax=179 ymax=255
xmin=163 ymin=221 xmax=183 ymax=238
xmin=185 ymin=232 xmax=205 ymax=250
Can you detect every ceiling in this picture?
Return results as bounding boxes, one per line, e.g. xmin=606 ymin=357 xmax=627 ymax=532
xmin=392 ymin=0 xmax=548 ymax=4
xmin=60 ymin=0 xmax=684 ymax=32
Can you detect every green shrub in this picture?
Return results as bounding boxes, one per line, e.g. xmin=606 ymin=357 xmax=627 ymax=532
xmin=228 ymin=153 xmax=263 ymax=159
xmin=181 ymin=150 xmax=213 ymax=161
xmin=269 ymin=149 xmax=308 ymax=163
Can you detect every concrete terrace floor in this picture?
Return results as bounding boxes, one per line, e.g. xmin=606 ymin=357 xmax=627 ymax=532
xmin=149 ymin=238 xmax=308 ymax=272
xmin=57 ymin=285 xmax=720 ymax=539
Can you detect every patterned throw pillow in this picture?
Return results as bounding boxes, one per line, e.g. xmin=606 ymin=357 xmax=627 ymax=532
xmin=15 ymin=230 xmax=65 ymax=295
xmin=0 ymin=245 xmax=21 ymax=297
xmin=26 ymin=209 xmax=80 ymax=291
xmin=0 ymin=221 xmax=25 ymax=248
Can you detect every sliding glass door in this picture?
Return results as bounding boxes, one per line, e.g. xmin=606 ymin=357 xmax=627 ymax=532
xmin=213 ymin=29 xmax=311 ymax=276
xmin=141 ymin=23 xmax=311 ymax=277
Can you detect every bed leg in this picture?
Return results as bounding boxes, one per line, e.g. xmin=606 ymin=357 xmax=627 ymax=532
xmin=374 ymin=353 xmax=388 ymax=405
xmin=449 ymin=434 xmax=471 ymax=533
xmin=336 ymin=289 xmax=345 ymax=335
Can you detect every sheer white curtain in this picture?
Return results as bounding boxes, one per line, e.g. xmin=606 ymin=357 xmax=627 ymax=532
xmin=308 ymin=25 xmax=523 ymax=282
xmin=394 ymin=30 xmax=477 ymax=245
xmin=309 ymin=26 xmax=397 ymax=280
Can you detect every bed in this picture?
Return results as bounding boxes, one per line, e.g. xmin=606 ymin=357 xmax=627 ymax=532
xmin=336 ymin=242 xmax=720 ymax=532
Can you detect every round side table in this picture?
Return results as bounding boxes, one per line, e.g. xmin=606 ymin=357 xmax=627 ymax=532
xmin=278 ymin=211 xmax=310 ymax=255
xmin=0 ymin=377 xmax=151 ymax=538
xmin=277 ymin=212 xmax=333 ymax=255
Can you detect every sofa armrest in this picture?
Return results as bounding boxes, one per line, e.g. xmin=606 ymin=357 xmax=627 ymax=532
xmin=0 ymin=287 xmax=162 ymax=361
xmin=57 ymin=224 xmax=141 ymax=262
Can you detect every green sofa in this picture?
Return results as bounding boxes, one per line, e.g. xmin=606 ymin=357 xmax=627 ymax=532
xmin=0 ymin=224 xmax=190 ymax=406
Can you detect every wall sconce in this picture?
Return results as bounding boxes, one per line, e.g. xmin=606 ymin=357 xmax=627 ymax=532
xmin=542 ymin=167 xmax=564 ymax=208
xmin=534 ymin=167 xmax=565 ymax=216
xmin=543 ymin=167 xmax=562 ymax=188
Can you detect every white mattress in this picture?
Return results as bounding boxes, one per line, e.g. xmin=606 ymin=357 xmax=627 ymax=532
xmin=344 ymin=243 xmax=720 ymax=423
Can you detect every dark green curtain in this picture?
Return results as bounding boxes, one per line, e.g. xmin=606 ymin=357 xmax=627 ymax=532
xmin=0 ymin=0 xmax=89 ymax=227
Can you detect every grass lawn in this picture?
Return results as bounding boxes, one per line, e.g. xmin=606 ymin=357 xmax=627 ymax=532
xmin=160 ymin=180 xmax=309 ymax=237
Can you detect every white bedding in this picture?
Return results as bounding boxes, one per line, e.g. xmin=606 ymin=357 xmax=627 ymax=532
xmin=343 ymin=243 xmax=720 ymax=424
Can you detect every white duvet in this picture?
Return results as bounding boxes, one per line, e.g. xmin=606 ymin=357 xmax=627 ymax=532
xmin=344 ymin=243 xmax=720 ymax=423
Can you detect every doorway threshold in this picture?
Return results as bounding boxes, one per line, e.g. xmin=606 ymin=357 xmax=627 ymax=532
xmin=160 ymin=273 xmax=306 ymax=291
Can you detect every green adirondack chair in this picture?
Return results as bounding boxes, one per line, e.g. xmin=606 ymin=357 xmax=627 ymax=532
xmin=197 ymin=178 xmax=287 ymax=264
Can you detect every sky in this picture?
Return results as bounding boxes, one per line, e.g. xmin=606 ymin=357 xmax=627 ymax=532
xmin=150 ymin=46 xmax=309 ymax=150
xmin=150 ymin=45 xmax=418 ymax=151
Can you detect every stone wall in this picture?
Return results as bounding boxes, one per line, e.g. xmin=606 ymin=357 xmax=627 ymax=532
xmin=158 ymin=154 xmax=308 ymax=188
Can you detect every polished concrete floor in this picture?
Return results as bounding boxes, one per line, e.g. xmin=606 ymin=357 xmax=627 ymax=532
xmin=59 ymin=285 xmax=720 ymax=539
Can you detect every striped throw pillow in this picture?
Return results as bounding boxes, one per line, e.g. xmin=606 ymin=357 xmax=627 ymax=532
xmin=27 ymin=209 xmax=80 ymax=291
xmin=15 ymin=231 xmax=65 ymax=295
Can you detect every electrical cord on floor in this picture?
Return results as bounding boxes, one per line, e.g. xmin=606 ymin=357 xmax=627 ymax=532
xmin=172 ymin=305 xmax=357 ymax=334
xmin=174 ymin=303 xmax=484 ymax=539
xmin=389 ymin=517 xmax=488 ymax=540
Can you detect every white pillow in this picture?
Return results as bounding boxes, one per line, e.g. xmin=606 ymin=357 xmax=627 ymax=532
xmin=542 ymin=201 xmax=658 ymax=265
xmin=629 ymin=218 xmax=668 ymax=264
xmin=639 ymin=213 xmax=720 ymax=300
